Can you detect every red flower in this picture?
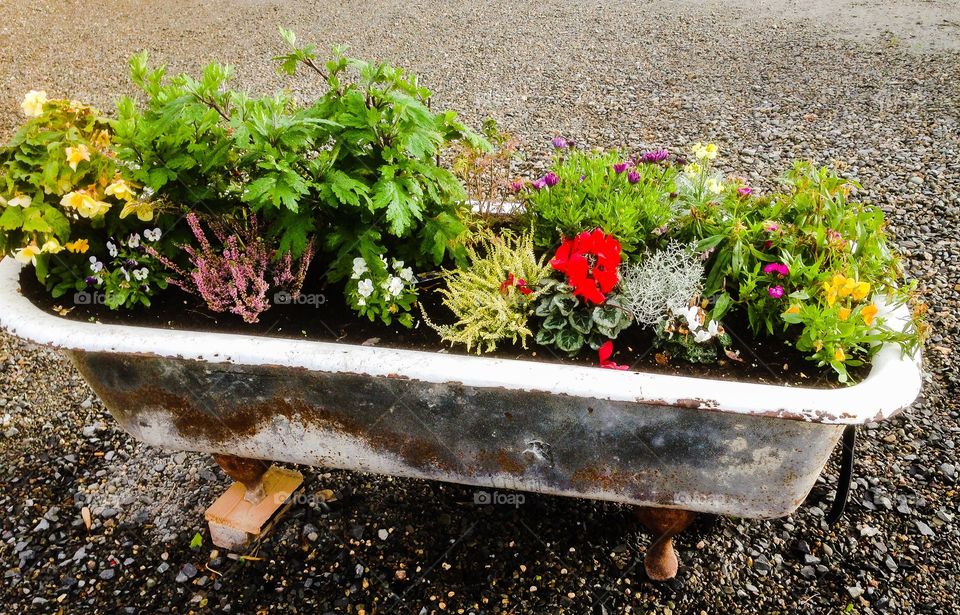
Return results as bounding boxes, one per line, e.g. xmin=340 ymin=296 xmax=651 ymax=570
xmin=550 ymin=229 xmax=622 ymax=304
xmin=500 ymin=273 xmax=533 ymax=296
xmin=598 ymin=341 xmax=629 ymax=370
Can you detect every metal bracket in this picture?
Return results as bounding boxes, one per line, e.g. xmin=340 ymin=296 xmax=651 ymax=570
xmin=826 ymin=425 xmax=857 ymax=525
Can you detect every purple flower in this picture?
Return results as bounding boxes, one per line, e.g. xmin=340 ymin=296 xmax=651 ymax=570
xmin=579 ymin=174 xmax=586 ymax=182
xmin=763 ymin=263 xmax=789 ymax=277
xmin=768 ymin=285 xmax=785 ymax=299
xmin=639 ymin=149 xmax=669 ymax=163
xmin=737 ymin=186 xmax=753 ymax=197
xmin=531 ymin=178 xmax=548 ymax=190
xmin=613 ymin=162 xmax=629 ymax=174
xmin=765 ymin=222 xmax=780 ymax=232
xmin=84 ymin=276 xmax=97 ymax=285
xmin=627 ymin=170 xmax=641 ymax=184
xmin=508 ymin=179 xmax=525 ymax=193
xmin=551 ymin=136 xmax=568 ymax=149
xmin=543 ymin=172 xmax=559 ymax=187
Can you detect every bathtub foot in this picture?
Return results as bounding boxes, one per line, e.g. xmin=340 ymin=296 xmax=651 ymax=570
xmin=205 ymin=454 xmax=303 ymax=551
xmin=634 ymin=507 xmax=697 ymax=581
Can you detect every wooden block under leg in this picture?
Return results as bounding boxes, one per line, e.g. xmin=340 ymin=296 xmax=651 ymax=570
xmin=204 ymin=465 xmax=303 ymax=551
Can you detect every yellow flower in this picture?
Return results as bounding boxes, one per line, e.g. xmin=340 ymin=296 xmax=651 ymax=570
xmin=683 ymin=162 xmax=702 ymax=177
xmin=119 ymin=200 xmax=154 ymax=222
xmin=13 ymin=243 xmax=41 ymax=265
xmin=706 ymin=178 xmax=724 ymax=194
xmin=837 ymin=276 xmax=856 ymax=299
xmin=861 ymin=303 xmax=878 ymax=326
xmin=785 ymin=305 xmax=801 ymax=315
xmin=822 ymin=280 xmax=839 ymax=307
xmin=692 ymin=142 xmax=718 ymax=160
xmin=21 ymin=90 xmax=48 ymax=117
xmin=65 ymin=238 xmax=89 ymax=254
xmin=40 ymin=238 xmax=63 ymax=254
xmin=834 ymin=347 xmax=846 ymax=362
xmin=852 ymin=281 xmax=870 ymax=301
xmin=814 ymin=339 xmax=823 ymax=352
xmin=838 ymin=307 xmax=851 ymax=321
xmin=65 ymin=144 xmax=91 ymax=171
xmin=105 ymin=178 xmax=137 ymax=201
xmin=60 ymin=190 xmax=111 ymax=218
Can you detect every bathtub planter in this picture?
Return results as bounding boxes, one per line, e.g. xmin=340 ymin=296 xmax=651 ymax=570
xmin=0 ymin=259 xmax=923 ymax=579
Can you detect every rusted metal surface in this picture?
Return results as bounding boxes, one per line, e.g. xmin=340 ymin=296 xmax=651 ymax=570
xmin=68 ymin=349 xmax=846 ymax=519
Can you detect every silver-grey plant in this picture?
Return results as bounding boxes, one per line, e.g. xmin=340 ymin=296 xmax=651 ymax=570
xmin=619 ymin=242 xmax=704 ymax=326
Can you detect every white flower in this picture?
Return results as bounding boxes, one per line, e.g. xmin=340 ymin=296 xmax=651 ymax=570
xmin=387 ymin=276 xmax=405 ymax=297
xmin=6 ymin=195 xmax=31 ymax=208
xmin=357 ymin=298 xmax=366 ymax=306
xmin=107 ymin=241 xmax=118 ymax=257
xmin=706 ymin=178 xmax=724 ymax=194
xmin=128 ymin=233 xmax=141 ymax=248
xmin=144 ymin=228 xmax=162 ymax=242
xmin=392 ymin=259 xmax=404 ymax=271
xmin=357 ymin=278 xmax=374 ymax=298
xmin=89 ymin=257 xmax=103 ymax=273
xmin=21 ymin=90 xmax=47 ymax=117
xmin=399 ymin=267 xmax=415 ymax=282
xmin=351 ymin=257 xmax=368 ymax=279
xmin=119 ymin=267 xmax=130 ymax=282
xmin=133 ymin=267 xmax=149 ymax=281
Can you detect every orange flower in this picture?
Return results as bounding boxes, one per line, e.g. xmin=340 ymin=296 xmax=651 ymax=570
xmin=861 ymin=303 xmax=878 ymax=326
xmin=838 ymin=307 xmax=851 ymax=321
xmin=834 ymin=347 xmax=845 ymax=362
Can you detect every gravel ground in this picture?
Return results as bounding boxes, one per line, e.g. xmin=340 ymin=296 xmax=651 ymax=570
xmin=1 ymin=1 xmax=959 ymax=613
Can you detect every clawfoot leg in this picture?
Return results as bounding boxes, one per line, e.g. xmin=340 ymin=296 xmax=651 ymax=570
xmin=634 ymin=506 xmax=697 ymax=581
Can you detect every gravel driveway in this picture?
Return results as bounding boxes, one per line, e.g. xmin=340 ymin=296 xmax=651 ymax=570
xmin=1 ymin=1 xmax=958 ymax=613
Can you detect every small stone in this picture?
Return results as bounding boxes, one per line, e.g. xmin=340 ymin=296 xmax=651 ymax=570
xmin=847 ymin=585 xmax=864 ymax=598
xmin=800 ymin=565 xmax=816 ymax=579
xmin=99 ymin=569 xmax=115 ymax=580
xmin=916 ymin=520 xmax=935 ymax=537
xmin=378 ymin=529 xmax=389 ymax=541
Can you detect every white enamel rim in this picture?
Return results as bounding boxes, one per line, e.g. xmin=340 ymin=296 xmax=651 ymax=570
xmin=0 ymin=258 xmax=922 ymax=424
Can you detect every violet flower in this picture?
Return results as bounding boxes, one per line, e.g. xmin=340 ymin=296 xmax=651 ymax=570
xmin=765 ymin=222 xmax=779 ymax=232
xmin=543 ymin=172 xmax=559 ymax=187
xmin=508 ymin=179 xmax=525 ymax=193
xmin=531 ymin=178 xmax=548 ymax=190
xmin=738 ymin=186 xmax=753 ymax=197
xmin=768 ymin=285 xmax=785 ymax=299
xmin=628 ymin=170 xmax=641 ymax=184
xmin=551 ymin=136 xmax=568 ymax=149
xmin=613 ymin=162 xmax=629 ymax=174
xmin=639 ymin=149 xmax=669 ymax=163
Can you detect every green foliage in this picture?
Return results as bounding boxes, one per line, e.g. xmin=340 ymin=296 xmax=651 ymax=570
xmin=425 ymin=230 xmax=550 ymax=353
xmin=523 ymin=150 xmax=678 ymax=255
xmin=674 ymin=160 xmax=923 ymax=379
xmin=114 ymin=31 xmax=484 ymax=324
xmin=533 ymin=279 xmax=632 ymax=356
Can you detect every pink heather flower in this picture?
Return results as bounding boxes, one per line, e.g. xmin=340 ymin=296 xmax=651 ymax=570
xmin=768 ymin=285 xmax=785 ymax=299
xmin=543 ymin=172 xmax=559 ymax=187
xmin=551 ymin=136 xmax=568 ymax=149
xmin=508 ymin=179 xmax=525 ymax=193
xmin=765 ymin=222 xmax=780 ymax=232
xmin=627 ymin=170 xmax=641 ymax=184
xmin=737 ymin=186 xmax=753 ymax=197
xmin=639 ymin=149 xmax=669 ymax=163
xmin=531 ymin=178 xmax=548 ymax=190
xmin=763 ymin=262 xmax=789 ymax=277
xmin=613 ymin=162 xmax=629 ymax=174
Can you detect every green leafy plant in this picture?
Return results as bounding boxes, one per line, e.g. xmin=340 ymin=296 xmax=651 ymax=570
xmin=653 ymin=304 xmax=731 ymax=364
xmin=533 ymin=279 xmax=632 ymax=356
xmin=451 ymin=117 xmax=521 ymax=215
xmin=424 ymin=230 xmax=550 ymax=353
xmin=522 ymin=149 xmax=678 ymax=255
xmin=347 ymin=255 xmax=418 ymax=327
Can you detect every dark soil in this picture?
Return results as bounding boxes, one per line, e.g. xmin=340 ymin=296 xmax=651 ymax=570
xmin=19 ymin=268 xmax=864 ymax=388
